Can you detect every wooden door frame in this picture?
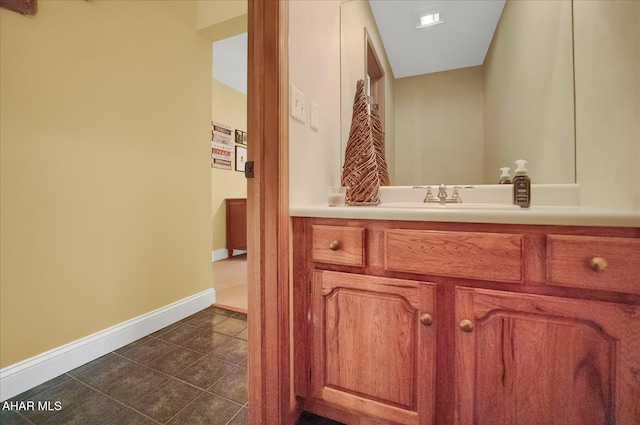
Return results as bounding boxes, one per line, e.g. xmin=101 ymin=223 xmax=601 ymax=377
xmin=247 ymin=1 xmax=295 ymax=424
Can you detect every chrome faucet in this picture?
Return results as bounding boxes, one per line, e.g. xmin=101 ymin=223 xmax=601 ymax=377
xmin=437 ymin=184 xmax=449 ymax=204
xmin=424 ymin=186 xmax=434 ymax=203
xmin=412 ymin=185 xmax=435 ymax=203
xmin=413 ymin=185 xmax=473 ymax=204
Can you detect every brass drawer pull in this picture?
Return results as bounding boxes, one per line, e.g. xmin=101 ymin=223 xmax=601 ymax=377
xmin=420 ymin=313 xmax=434 ymax=327
xmin=329 ymin=240 xmax=341 ymax=251
xmin=459 ymin=319 xmax=474 ymax=333
xmin=590 ymin=257 xmax=608 ymax=273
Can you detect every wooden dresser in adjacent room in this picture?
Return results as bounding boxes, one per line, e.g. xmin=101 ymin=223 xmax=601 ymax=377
xmin=225 ymin=198 xmax=247 ymax=258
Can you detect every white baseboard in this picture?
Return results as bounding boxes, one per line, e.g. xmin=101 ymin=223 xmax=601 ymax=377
xmin=0 ymin=288 xmax=215 ymax=402
xmin=212 ymin=248 xmax=247 ymax=262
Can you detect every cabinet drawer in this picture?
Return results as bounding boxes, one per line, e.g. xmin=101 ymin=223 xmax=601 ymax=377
xmin=312 ymin=225 xmax=365 ymax=266
xmin=547 ymin=235 xmax=640 ymax=294
xmin=384 ymin=230 xmax=523 ymax=283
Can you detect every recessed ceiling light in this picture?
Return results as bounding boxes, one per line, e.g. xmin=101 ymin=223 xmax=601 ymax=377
xmin=417 ymin=12 xmax=444 ymax=28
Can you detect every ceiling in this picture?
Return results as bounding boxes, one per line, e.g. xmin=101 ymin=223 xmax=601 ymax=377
xmin=211 ymin=2 xmax=505 ymax=90
xmin=368 ymin=0 xmax=506 ymax=79
xmin=212 ymin=32 xmax=248 ymax=95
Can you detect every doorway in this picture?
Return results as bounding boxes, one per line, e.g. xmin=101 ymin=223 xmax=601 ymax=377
xmin=211 ymin=30 xmax=249 ymax=313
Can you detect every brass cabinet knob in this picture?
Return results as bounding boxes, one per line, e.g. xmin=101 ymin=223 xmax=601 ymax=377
xmin=329 ymin=240 xmax=340 ymax=251
xmin=459 ymin=319 xmax=474 ymax=333
xmin=590 ymin=257 xmax=608 ymax=272
xmin=420 ymin=313 xmax=434 ymax=327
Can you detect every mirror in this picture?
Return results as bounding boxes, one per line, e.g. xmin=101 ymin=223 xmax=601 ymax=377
xmin=340 ymin=0 xmax=575 ymax=185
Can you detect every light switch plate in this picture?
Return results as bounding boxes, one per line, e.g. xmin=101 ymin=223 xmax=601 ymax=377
xmin=290 ymin=84 xmax=306 ymax=123
xmin=310 ymin=100 xmax=319 ymax=131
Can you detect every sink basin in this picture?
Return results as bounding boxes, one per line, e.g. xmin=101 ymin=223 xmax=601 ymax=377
xmin=378 ymin=202 xmax=520 ymax=210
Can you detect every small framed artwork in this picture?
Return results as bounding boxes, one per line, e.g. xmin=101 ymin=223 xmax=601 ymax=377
xmin=235 ymin=145 xmax=247 ymax=172
xmin=212 ymin=122 xmax=233 ymax=145
xmin=235 ymin=129 xmax=247 ymax=145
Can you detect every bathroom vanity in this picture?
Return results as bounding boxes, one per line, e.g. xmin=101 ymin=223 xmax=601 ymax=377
xmin=292 ymin=207 xmax=640 ymax=425
xmin=289 ymin=0 xmax=640 ymax=421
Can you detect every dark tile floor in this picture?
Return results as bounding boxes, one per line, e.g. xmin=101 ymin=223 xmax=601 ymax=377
xmin=1 ymin=306 xmax=341 ymax=425
xmin=2 ymin=307 xmax=248 ymax=425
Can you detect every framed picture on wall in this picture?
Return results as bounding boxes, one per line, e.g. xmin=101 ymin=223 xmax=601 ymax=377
xmin=235 ymin=129 xmax=247 ymax=145
xmin=235 ymin=145 xmax=247 ymax=172
xmin=211 ymin=122 xmax=233 ymax=170
xmin=212 ymin=122 xmax=233 ymax=146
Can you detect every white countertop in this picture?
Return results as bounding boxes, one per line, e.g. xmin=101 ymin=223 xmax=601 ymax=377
xmin=289 ymin=204 xmax=640 ymax=227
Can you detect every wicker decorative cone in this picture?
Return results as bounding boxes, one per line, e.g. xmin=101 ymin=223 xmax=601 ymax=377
xmin=341 ymin=79 xmax=389 ymax=205
xmin=371 ymin=103 xmax=390 ymax=186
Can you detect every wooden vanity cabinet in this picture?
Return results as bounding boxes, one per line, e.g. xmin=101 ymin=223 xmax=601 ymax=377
xmin=455 ymin=287 xmax=640 ymax=425
xmin=293 ymin=217 xmax=640 ymax=425
xmin=311 ymin=271 xmax=436 ymax=425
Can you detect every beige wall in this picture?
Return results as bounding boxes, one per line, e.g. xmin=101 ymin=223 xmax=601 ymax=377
xmin=340 ymin=0 xmax=396 ymax=183
xmin=211 ymin=80 xmax=247 ymax=251
xmin=574 ymin=0 xmax=640 ymax=210
xmin=289 ymin=0 xmax=343 ymax=206
xmin=197 ymin=0 xmax=246 ymax=30
xmin=0 ymin=1 xmax=212 ymax=367
xmin=484 ymin=0 xmax=574 ymax=184
xmin=197 ymin=1 xmax=247 ymax=43
xmin=394 ymin=67 xmax=484 ymax=185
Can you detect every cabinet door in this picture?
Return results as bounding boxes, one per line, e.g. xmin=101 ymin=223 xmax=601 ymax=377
xmin=312 ymin=270 xmax=436 ymax=425
xmin=455 ymin=287 xmax=640 ymax=425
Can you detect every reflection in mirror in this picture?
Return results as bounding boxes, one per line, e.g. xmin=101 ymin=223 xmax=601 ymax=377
xmin=341 ymin=0 xmax=575 ymax=186
xmin=366 ymin=29 xmax=385 ymax=129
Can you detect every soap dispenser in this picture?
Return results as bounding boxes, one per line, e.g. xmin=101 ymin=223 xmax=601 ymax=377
xmin=499 ymin=167 xmax=512 ymax=184
xmin=513 ymin=159 xmax=530 ymax=208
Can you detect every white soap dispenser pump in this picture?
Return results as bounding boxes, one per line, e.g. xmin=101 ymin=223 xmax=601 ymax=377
xmin=513 ymin=159 xmax=530 ymax=208
xmin=499 ymin=167 xmax=512 ymax=184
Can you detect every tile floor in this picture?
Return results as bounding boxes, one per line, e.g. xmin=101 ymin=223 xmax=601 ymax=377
xmin=2 ymin=307 xmax=247 ymax=425
xmin=1 ymin=306 xmax=340 ymax=425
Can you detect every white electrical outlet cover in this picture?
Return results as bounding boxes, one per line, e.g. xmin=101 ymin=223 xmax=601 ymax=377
xmin=290 ymin=84 xmax=306 ymax=123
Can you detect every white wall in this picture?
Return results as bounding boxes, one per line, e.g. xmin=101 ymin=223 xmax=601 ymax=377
xmin=289 ymin=0 xmax=343 ymax=206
